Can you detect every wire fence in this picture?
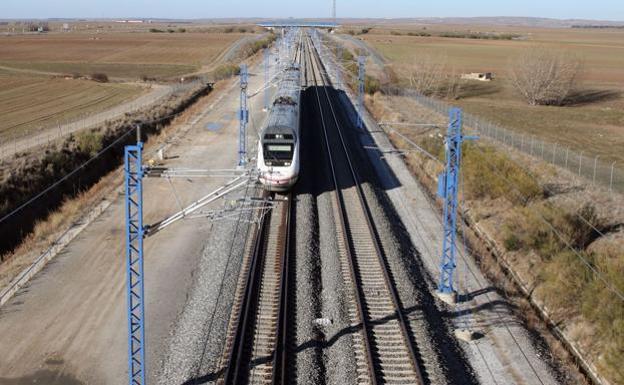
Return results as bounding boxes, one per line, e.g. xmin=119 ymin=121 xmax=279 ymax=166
xmin=400 ymin=89 xmax=624 ymax=194
xmin=0 ymin=82 xmax=199 ymax=160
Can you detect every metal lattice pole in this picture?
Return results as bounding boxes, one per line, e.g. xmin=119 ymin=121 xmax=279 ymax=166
xmin=238 ymin=64 xmax=249 ymax=167
xmin=437 ymin=108 xmax=477 ymax=301
xmin=357 ymin=56 xmax=366 ymax=129
xmin=124 ymin=126 xmax=146 ymax=385
xmin=264 ymin=48 xmax=270 ymax=111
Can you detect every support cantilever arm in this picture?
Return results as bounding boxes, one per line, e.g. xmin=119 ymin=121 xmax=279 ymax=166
xmin=144 ymin=174 xmax=252 ymax=237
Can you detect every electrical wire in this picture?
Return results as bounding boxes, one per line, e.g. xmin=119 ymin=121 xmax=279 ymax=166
xmin=0 ymin=101 xmax=200 ymax=226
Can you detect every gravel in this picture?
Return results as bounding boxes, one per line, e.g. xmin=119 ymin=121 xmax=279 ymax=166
xmin=157 ymin=185 xmax=256 ymax=385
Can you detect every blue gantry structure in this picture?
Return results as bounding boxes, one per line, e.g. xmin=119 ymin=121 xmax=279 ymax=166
xmin=124 ymin=132 xmax=146 ymax=385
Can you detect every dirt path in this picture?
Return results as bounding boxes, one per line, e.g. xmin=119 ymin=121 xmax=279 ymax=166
xmin=0 ymin=55 xmax=270 ymax=384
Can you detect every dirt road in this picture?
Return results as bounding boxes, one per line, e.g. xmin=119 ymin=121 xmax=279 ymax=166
xmin=0 ymin=57 xmax=271 ymax=384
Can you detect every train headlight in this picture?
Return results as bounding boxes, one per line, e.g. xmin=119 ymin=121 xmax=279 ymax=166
xmin=285 ymin=162 xmax=291 ymax=166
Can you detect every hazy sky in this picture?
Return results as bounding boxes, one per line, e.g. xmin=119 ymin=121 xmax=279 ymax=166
xmin=1 ymin=0 xmax=623 ymax=21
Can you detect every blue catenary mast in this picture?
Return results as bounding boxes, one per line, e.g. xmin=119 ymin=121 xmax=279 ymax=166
xmin=437 ymin=108 xmax=477 ymax=299
xmin=238 ymin=64 xmax=249 ymax=167
xmin=124 ymin=126 xmax=146 ymax=385
xmin=357 ymin=56 xmax=366 ymax=129
xmin=264 ymin=48 xmax=270 ymax=111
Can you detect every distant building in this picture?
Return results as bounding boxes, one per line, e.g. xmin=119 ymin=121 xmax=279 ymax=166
xmin=461 ymin=72 xmax=494 ymax=82
xmin=63 ymin=23 xmax=70 ymax=32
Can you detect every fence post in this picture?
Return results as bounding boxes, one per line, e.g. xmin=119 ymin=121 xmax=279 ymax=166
xmin=530 ymin=136 xmax=535 ymax=155
xmin=579 ymin=152 xmax=584 ymax=177
xmin=552 ymin=143 xmax=557 ymax=164
xmin=610 ymin=162 xmax=616 ymax=192
xmin=593 ymin=156 xmax=600 ymax=185
xmin=565 ymin=147 xmax=570 ymax=169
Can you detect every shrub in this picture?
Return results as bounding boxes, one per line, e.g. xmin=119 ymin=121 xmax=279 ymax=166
xmin=91 ymin=73 xmax=109 ymax=83
xmin=365 ymin=75 xmax=380 ymax=95
xmin=503 ymin=231 xmax=523 ymax=251
xmin=212 ymin=64 xmax=240 ymax=81
xmin=462 ymin=144 xmax=543 ymax=205
xmin=509 ymin=46 xmax=582 ymax=106
xmin=76 ymin=131 xmax=103 ymax=156
xmin=177 ymin=28 xmax=186 ymax=33
xmin=149 ymin=28 xmax=164 ymax=33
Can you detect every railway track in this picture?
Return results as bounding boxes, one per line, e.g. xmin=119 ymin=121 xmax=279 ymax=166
xmin=304 ymin=34 xmax=426 ymax=385
xmin=219 ymin=192 xmax=294 ymax=385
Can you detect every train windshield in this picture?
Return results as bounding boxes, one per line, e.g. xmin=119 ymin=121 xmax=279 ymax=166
xmin=264 ymin=144 xmax=293 ymax=162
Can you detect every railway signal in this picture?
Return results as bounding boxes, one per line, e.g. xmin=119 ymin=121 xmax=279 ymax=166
xmin=437 ymin=108 xmax=477 ymax=304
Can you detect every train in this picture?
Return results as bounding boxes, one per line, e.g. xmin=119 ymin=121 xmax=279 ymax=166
xmin=257 ymin=62 xmax=302 ymax=192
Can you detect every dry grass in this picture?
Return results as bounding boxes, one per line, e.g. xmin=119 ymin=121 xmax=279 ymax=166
xmin=355 ymin=26 xmax=624 ymax=162
xmin=0 ymin=71 xmax=142 ymax=139
xmin=368 ymin=91 xmax=624 ymax=385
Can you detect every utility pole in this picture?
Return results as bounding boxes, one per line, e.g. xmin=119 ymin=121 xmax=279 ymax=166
xmin=124 ymin=125 xmax=146 ymax=385
xmin=264 ymin=48 xmax=270 ymax=112
xmin=332 ymin=0 xmax=337 ymax=24
xmin=357 ymin=56 xmax=366 ymax=129
xmin=238 ymin=64 xmax=249 ymax=168
xmin=437 ymin=108 xmax=477 ymax=305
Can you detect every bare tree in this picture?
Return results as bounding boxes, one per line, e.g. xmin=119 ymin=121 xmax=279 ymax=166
xmin=408 ymin=54 xmax=448 ymax=96
xmin=509 ymin=46 xmax=582 ymax=106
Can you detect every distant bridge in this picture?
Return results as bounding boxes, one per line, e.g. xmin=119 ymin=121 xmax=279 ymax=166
xmin=258 ymin=21 xmax=338 ymax=29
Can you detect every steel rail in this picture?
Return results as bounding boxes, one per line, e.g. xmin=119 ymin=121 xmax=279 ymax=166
xmin=304 ymin=36 xmax=377 ymax=385
xmin=222 ymin=191 xmax=272 ymax=385
xmin=306 ymin=33 xmax=425 ymax=385
xmin=271 ymin=194 xmax=294 ymax=385
xmin=221 ymin=191 xmax=294 ymax=385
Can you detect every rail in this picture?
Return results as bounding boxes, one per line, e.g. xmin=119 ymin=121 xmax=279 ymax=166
xmin=305 ymin=33 xmax=425 ymax=384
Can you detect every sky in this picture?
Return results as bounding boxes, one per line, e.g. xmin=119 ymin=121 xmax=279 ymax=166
xmin=1 ymin=0 xmax=623 ymax=21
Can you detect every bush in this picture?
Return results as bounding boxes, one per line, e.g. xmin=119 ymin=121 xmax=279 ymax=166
xmin=509 ymin=46 xmax=582 ymax=106
xmin=365 ymin=75 xmax=380 ymax=95
xmin=177 ymin=28 xmax=186 ymax=33
xmin=149 ymin=28 xmax=164 ymax=33
xmin=503 ymin=231 xmax=523 ymax=251
xmin=91 ymin=73 xmax=109 ymax=83
xmin=212 ymin=64 xmax=241 ymax=81
xmin=76 ymin=131 xmax=103 ymax=156
xmin=462 ymin=144 xmax=543 ymax=205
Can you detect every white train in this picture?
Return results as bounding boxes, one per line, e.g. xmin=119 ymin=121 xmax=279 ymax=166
xmin=258 ymin=64 xmax=302 ymax=192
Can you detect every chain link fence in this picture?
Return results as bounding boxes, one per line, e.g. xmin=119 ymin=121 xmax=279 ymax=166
xmin=401 ymin=89 xmax=623 ymax=194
